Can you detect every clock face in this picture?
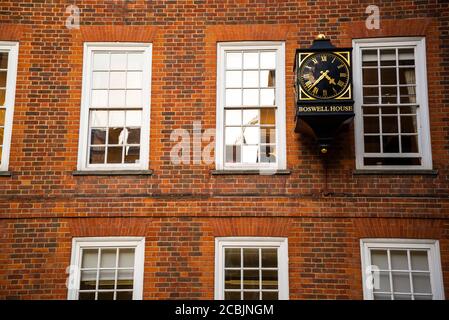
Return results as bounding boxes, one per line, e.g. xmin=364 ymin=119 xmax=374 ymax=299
xmin=299 ymin=52 xmax=350 ymax=99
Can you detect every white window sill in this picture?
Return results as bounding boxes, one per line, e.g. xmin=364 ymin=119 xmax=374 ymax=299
xmin=72 ymin=170 xmax=153 ymax=176
xmin=0 ymin=171 xmax=12 ymax=177
xmin=353 ymin=169 xmax=438 ymax=176
xmin=211 ymin=169 xmax=291 ymax=175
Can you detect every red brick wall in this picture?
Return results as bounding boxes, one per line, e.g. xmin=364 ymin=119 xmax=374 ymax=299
xmin=0 ymin=0 xmax=448 ymax=299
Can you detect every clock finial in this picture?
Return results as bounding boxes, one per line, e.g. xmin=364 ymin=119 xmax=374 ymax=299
xmin=316 ymin=34 xmax=326 ymax=40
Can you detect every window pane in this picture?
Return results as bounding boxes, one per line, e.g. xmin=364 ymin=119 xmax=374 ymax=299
xmin=225 ymin=127 xmax=242 ymax=145
xmin=127 ymin=53 xmax=143 ymax=70
xmin=362 ymin=50 xmax=378 ymax=67
xmin=261 ymin=128 xmax=276 ymax=144
xmin=109 ymin=72 xmax=126 ymax=89
xmin=126 ymin=90 xmax=141 ymax=107
xmin=99 ymin=270 xmax=115 ymax=289
xmin=363 ymin=117 xmax=379 ymax=134
xmin=97 ymin=291 xmax=114 ymax=300
xmin=226 ymin=52 xmax=242 ymax=70
xmin=80 ymin=270 xmax=97 ymax=290
xmin=261 ymin=249 xmax=277 ymax=268
xmin=260 ymin=70 xmax=275 ymax=87
xmin=410 ymin=251 xmax=429 ymax=271
xmin=243 ymin=71 xmax=258 ymax=87
xmin=225 ymin=110 xmax=241 ymax=126
xmin=398 ymin=48 xmax=414 ymax=66
xmin=260 ymin=89 xmax=275 ymax=106
xmin=260 ymin=145 xmax=276 ymax=163
xmin=243 ymin=109 xmax=259 ymax=126
xmin=370 ymin=250 xmax=388 ymax=269
xmin=0 ymin=52 xmax=8 ymax=69
xmin=363 ymin=69 xmax=378 ymax=85
xmin=225 ymin=145 xmax=241 ymax=163
xmin=373 ymin=293 xmax=391 ymax=300
xmin=381 ymin=86 xmax=397 ymax=104
xmin=226 ymin=71 xmax=242 ymax=88
xmin=243 ymin=127 xmax=259 ymax=144
xmin=399 ymin=68 xmax=415 ymax=85
xmin=380 ymin=68 xmax=397 ymax=85
xmin=100 ymin=249 xmax=117 ymax=268
xmin=116 ymin=291 xmax=133 ymax=300
xmin=393 ymin=294 xmax=411 ymax=300
xmin=226 ymin=89 xmax=242 ymax=106
xmin=108 ymin=128 xmax=125 ymax=145
xmin=90 ymin=110 xmax=108 ymax=127
xmin=91 ymin=90 xmax=108 ymax=107
xmin=375 ymin=271 xmax=391 ymax=292
xmin=225 ymin=270 xmax=241 ymax=289
xmin=0 ymin=89 xmax=5 ymax=106
xmin=225 ymin=248 xmax=241 ymax=268
xmin=260 ymin=108 xmax=275 ymax=125
xmin=109 ymin=90 xmax=126 ymax=108
xmin=390 ymin=250 xmax=408 ymax=270
xmin=382 ymin=117 xmax=398 ymax=133
xmin=243 ymin=248 xmax=259 ymax=268
xmin=90 ymin=129 xmax=106 ymax=145
xmin=79 ymin=292 xmax=95 ymax=300
xmin=89 ymin=146 xmax=105 ymax=164
xmin=243 ymin=270 xmax=259 ymax=289
xmin=260 ymin=52 xmax=276 ymax=69
xmin=124 ymin=146 xmax=140 ymax=163
xmin=382 ymin=136 xmax=400 ymax=153
xmin=127 ymin=72 xmax=142 ymax=89
xmin=242 ymin=145 xmax=258 ymax=163
xmin=364 ymin=136 xmax=380 ymax=153
xmin=392 ymin=272 xmax=411 ymax=292
xmin=93 ymin=53 xmax=109 ymax=70
xmin=126 ymin=128 xmax=140 ymax=144
xmin=110 ymin=53 xmax=127 ymax=70
xmin=262 ymin=292 xmax=278 ymax=300
xmin=243 ymin=291 xmax=259 ymax=300
xmin=243 ymin=89 xmax=258 ymax=106
xmin=126 ymin=110 xmax=141 ymax=127
xmin=400 ymin=116 xmax=417 ymax=133
xmin=225 ymin=291 xmax=241 ymax=300
xmin=261 ymin=270 xmax=278 ymax=289
xmin=107 ymin=146 xmax=123 ymax=163
xmin=401 ymin=135 xmax=419 ymax=153
xmin=82 ymin=249 xmax=98 ymax=268
xmin=412 ymin=273 xmax=431 ymax=294
xmin=118 ymin=248 xmax=135 ymax=268
xmin=117 ymin=270 xmax=134 ymax=289
xmin=109 ymin=110 xmax=125 ymax=127
xmin=92 ymin=72 xmax=109 ymax=89
xmin=414 ymin=294 xmax=432 ymax=300
xmin=380 ymin=49 xmax=396 ymax=66
xmin=243 ymin=52 xmax=258 ymax=69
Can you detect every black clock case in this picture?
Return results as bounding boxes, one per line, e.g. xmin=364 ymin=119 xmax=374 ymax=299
xmin=293 ymin=39 xmax=355 ymax=149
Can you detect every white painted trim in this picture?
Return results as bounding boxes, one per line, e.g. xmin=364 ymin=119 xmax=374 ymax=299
xmin=214 ymin=237 xmax=289 ymax=300
xmin=68 ymin=236 xmax=145 ymax=300
xmin=215 ymin=42 xmax=286 ymax=171
xmin=77 ymin=42 xmax=152 ymax=171
xmin=352 ymin=37 xmax=432 ymax=170
xmin=0 ymin=42 xmax=19 ymax=172
xmin=360 ymin=238 xmax=444 ymax=300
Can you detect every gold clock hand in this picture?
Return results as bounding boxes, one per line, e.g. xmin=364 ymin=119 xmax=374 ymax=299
xmin=310 ymin=70 xmax=329 ymax=88
xmin=322 ymin=72 xmax=336 ymax=85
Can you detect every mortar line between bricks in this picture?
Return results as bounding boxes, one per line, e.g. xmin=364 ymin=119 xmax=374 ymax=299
xmin=1 ymin=193 xmax=449 ymax=201
xmin=1 ymin=214 xmax=449 ymax=220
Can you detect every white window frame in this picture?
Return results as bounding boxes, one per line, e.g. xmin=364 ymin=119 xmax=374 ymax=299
xmin=215 ymin=42 xmax=286 ymax=171
xmin=68 ymin=237 xmax=145 ymax=300
xmin=77 ymin=42 xmax=152 ymax=171
xmin=214 ymin=237 xmax=289 ymax=300
xmin=360 ymin=238 xmax=444 ymax=300
xmin=0 ymin=42 xmax=19 ymax=172
xmin=353 ymin=37 xmax=432 ymax=170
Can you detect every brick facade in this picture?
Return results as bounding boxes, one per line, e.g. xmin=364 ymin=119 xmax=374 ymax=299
xmin=0 ymin=0 xmax=448 ymax=299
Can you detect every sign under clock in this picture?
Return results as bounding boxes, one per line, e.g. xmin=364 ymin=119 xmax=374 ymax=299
xmin=294 ymin=34 xmax=355 ymax=154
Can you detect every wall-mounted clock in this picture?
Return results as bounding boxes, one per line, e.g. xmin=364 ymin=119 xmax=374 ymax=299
xmin=294 ymin=35 xmax=355 ymax=154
